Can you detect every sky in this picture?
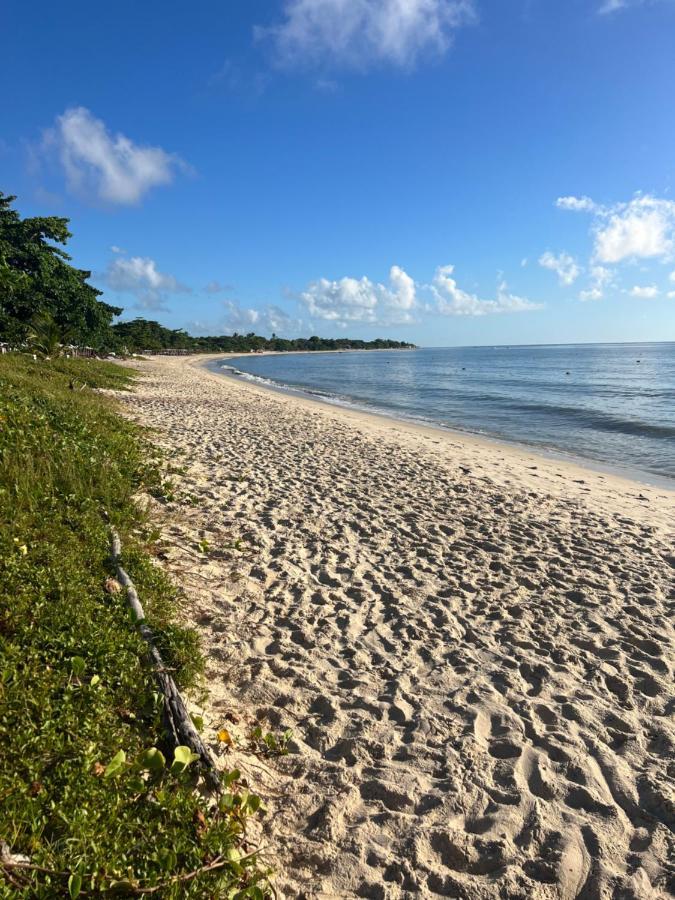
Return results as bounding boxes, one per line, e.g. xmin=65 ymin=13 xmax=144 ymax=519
xmin=2 ymin=0 xmax=675 ymax=346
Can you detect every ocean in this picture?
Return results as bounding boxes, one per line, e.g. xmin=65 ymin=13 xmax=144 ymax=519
xmin=212 ymin=343 xmax=675 ymax=483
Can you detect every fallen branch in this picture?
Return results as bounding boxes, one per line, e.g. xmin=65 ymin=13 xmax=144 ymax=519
xmin=106 ymin=519 xmax=221 ymax=793
xmin=1 ymin=842 xmax=269 ymax=896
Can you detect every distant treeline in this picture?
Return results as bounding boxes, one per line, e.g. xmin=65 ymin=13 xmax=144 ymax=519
xmin=0 ymin=191 xmax=416 ymax=355
xmin=111 ymin=318 xmax=415 ymax=354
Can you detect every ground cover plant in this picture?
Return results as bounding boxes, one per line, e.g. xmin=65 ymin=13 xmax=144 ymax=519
xmin=0 ymin=354 xmax=269 ymax=898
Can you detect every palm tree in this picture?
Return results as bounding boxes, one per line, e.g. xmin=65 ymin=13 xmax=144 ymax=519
xmin=27 ymin=312 xmax=76 ymax=358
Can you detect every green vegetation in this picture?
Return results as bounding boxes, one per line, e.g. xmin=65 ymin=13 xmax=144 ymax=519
xmin=110 ymin=318 xmax=416 ymax=354
xmin=0 ymin=355 xmax=269 ymax=897
xmin=0 ymin=192 xmax=120 ymax=350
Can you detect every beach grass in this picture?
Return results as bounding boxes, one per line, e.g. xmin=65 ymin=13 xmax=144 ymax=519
xmin=0 ymin=354 xmax=268 ymax=898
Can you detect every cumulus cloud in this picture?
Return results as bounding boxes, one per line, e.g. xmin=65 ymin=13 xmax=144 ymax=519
xmin=556 ymin=195 xmax=597 ymax=212
xmin=538 ymin=251 xmax=580 ymax=285
xmin=300 ymin=265 xmax=417 ymax=325
xmin=579 ymin=287 xmax=603 ymax=302
xmin=220 ymin=300 xmax=303 ymax=335
xmin=43 ymin=107 xmax=187 ymax=205
xmin=594 ymin=196 xmax=675 ymax=263
xmin=557 ymin=193 xmax=675 ymax=265
xmin=590 ymin=265 xmax=614 ymax=287
xmin=431 ymin=265 xmax=542 ymax=316
xmin=629 ymin=284 xmax=659 ymax=299
xmin=299 ymin=264 xmax=540 ymax=323
xmin=256 ymin=0 xmax=476 ymax=70
xmin=579 ymin=265 xmax=613 ymax=301
xmin=103 ymin=255 xmax=189 ymax=310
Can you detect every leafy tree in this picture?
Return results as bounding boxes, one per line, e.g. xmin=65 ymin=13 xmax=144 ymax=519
xmin=0 ymin=192 xmax=121 ymax=347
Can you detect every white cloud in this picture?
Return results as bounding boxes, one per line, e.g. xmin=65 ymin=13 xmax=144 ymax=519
xmin=579 ymin=265 xmax=614 ymax=301
xmin=598 ymin=0 xmax=628 ymax=12
xmin=598 ymin=0 xmax=665 ymax=12
xmin=594 ymin=196 xmax=675 ymax=263
xmin=668 ymin=291 xmax=675 ymax=299
xmin=300 ymin=265 xmax=417 ymax=325
xmin=590 ymin=265 xmax=613 ymax=287
xmin=388 ymin=264 xmax=417 ymax=309
xmin=556 ymin=195 xmax=597 ymax=212
xmin=257 ymin=0 xmax=476 ymax=70
xmin=538 ymin=250 xmax=580 ymax=285
xmin=44 ymin=107 xmax=186 ymax=205
xmin=220 ymin=300 xmax=302 ymax=336
xmin=104 ymin=255 xmax=189 ymax=310
xmin=431 ymin=265 xmax=542 ymax=316
xmin=669 ymin=270 xmax=675 ymax=283
xmin=579 ymin=287 xmax=603 ymax=302
xmin=110 ymin=245 xmax=125 ymax=254
xmin=557 ymin=192 xmax=675 ymax=264
xmin=629 ymin=284 xmax=659 ymax=299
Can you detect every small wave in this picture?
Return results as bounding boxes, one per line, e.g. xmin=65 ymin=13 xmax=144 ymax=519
xmin=492 ymin=399 xmax=675 ymax=440
xmin=220 ymin=363 xmax=339 ymax=401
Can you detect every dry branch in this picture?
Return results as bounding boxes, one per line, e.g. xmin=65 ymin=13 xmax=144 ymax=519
xmin=108 ymin=524 xmax=221 ymax=792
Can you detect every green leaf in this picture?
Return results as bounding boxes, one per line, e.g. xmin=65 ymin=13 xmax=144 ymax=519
xmin=219 ymin=793 xmax=235 ymax=810
xmin=127 ymin=775 xmax=145 ymax=793
xmin=70 ymin=656 xmax=86 ymax=677
xmin=156 ymin=847 xmax=177 ymax=871
xmin=246 ymin=794 xmax=261 ymax=814
xmin=139 ymin=747 xmax=165 ymax=774
xmin=191 ymin=713 xmax=204 ymax=732
xmin=68 ymin=873 xmax=82 ymax=898
xmin=170 ymin=745 xmax=199 ymax=774
xmin=103 ymin=749 xmax=126 ymax=778
xmin=108 ymin=880 xmax=137 ymax=892
xmin=223 ymin=768 xmax=240 ymax=787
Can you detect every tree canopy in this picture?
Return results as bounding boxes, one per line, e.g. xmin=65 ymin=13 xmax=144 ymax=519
xmin=0 ymin=192 xmax=121 ymax=347
xmin=110 ymin=319 xmax=416 ymax=354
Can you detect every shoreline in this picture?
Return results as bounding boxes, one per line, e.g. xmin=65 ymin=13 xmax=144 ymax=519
xmin=118 ymin=355 xmax=675 ymax=898
xmin=194 ymin=353 xmax=674 ymax=535
xmin=204 ymin=351 xmax=675 ymax=495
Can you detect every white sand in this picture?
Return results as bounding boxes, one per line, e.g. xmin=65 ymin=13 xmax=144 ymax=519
xmin=120 ymin=355 xmax=674 ymax=899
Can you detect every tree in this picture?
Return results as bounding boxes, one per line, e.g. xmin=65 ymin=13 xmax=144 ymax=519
xmin=0 ymin=192 xmax=122 ymax=347
xmin=26 ymin=311 xmax=76 ymax=357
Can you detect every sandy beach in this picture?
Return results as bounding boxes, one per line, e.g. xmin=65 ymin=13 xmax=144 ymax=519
xmin=119 ymin=354 xmax=674 ymax=899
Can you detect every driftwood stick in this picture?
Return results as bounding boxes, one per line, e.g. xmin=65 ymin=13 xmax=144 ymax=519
xmin=108 ymin=524 xmax=221 ymax=792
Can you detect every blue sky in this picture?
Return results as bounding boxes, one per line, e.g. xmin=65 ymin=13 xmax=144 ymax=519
xmin=2 ymin=0 xmax=675 ymax=346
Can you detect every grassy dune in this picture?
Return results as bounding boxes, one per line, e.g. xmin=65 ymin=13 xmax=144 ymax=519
xmin=0 ymin=355 xmax=267 ymax=898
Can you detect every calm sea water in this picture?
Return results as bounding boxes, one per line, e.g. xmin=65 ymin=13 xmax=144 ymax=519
xmin=213 ymin=343 xmax=675 ymax=483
